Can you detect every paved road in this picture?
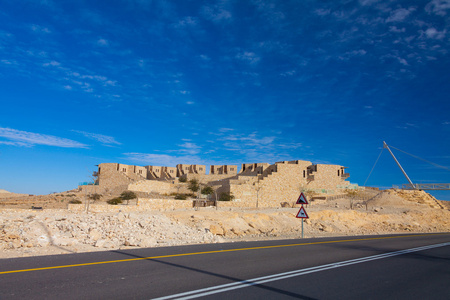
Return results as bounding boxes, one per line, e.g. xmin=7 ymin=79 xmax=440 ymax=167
xmin=1 ymin=233 xmax=449 ymax=299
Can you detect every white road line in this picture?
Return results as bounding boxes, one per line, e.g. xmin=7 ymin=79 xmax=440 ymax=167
xmin=153 ymin=242 xmax=450 ymax=300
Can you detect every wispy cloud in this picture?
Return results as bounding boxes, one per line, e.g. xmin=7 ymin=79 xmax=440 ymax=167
xmin=219 ymin=128 xmax=234 ymax=132
xmin=96 ymin=38 xmax=109 ymax=46
xmin=72 ymin=130 xmax=121 ymax=146
xmin=425 ymin=0 xmax=450 ymax=16
xmin=179 ymin=142 xmax=201 ymax=155
xmin=422 ymin=27 xmax=446 ymax=39
xmin=221 ymin=132 xmax=275 ymax=147
xmin=0 ymin=127 xmax=87 ymax=148
xmin=42 ymin=60 xmax=60 ymax=67
xmin=30 ymin=24 xmax=51 ymax=34
xmin=201 ymin=2 xmax=232 ymax=23
xmin=236 ymin=51 xmax=260 ymax=65
xmin=386 ymin=7 xmax=415 ymax=23
xmin=0 ymin=141 xmax=31 ymax=147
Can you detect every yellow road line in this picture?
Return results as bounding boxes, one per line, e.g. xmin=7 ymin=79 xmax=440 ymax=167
xmin=1 ymin=233 xmax=448 ymax=275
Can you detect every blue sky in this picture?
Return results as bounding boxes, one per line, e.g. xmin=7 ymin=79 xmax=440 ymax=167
xmin=1 ymin=0 xmax=450 ymax=200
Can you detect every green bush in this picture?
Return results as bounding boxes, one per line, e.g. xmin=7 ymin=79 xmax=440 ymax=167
xmin=219 ymin=192 xmax=234 ymax=202
xmin=120 ymin=191 xmax=137 ymax=200
xmin=69 ymin=199 xmax=82 ymax=204
xmin=201 ymin=186 xmax=214 ymax=196
xmin=174 ymin=194 xmax=188 ymax=200
xmin=188 ymin=179 xmax=200 ymax=193
xmin=107 ymin=198 xmax=123 ymax=205
xmin=178 ymin=176 xmax=187 ymax=183
xmin=120 ymin=191 xmax=137 ymax=205
xmin=89 ymin=193 xmax=102 ymax=201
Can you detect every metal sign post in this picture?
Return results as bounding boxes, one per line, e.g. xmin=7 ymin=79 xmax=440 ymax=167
xmin=296 ymin=205 xmax=309 ymax=238
xmin=302 ymin=217 xmax=304 ymax=239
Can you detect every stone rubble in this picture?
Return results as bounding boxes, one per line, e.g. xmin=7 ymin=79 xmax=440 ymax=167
xmin=0 ymin=190 xmax=449 ymax=259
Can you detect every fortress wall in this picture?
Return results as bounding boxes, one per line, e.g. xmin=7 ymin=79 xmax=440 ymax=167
xmin=307 ymin=164 xmax=349 ymax=190
xmin=98 ymin=163 xmax=133 ymax=189
xmin=226 ymin=162 xmax=311 ymax=207
xmin=184 ymin=174 xmax=238 ymax=184
xmin=128 ymin=180 xmax=175 ymax=194
xmin=95 ymin=161 xmax=351 ymax=206
xmin=259 ymin=163 xmax=309 ymax=205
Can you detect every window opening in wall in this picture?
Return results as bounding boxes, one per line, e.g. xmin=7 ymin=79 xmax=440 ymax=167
xmin=122 ymin=168 xmax=126 ymax=172
xmin=156 ymin=169 xmax=159 ymax=172
xmin=230 ymin=168 xmax=234 ymax=171
xmin=170 ymin=170 xmax=173 ymax=173
xmin=303 ymin=170 xmax=306 ymax=178
xmin=199 ymin=168 xmax=203 ymax=171
xmin=338 ymin=170 xmax=340 ymax=176
xmin=139 ymin=170 xmax=142 ymax=174
xmin=186 ymin=167 xmax=189 ymax=170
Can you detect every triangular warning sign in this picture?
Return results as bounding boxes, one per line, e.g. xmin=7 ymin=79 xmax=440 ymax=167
xmin=296 ymin=206 xmax=309 ymax=219
xmin=296 ymin=192 xmax=308 ymax=205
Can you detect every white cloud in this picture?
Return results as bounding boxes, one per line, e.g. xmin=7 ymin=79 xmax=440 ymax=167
xmin=72 ymin=130 xmax=121 ymax=146
xmin=348 ymin=49 xmax=367 ymax=56
xmin=179 ymin=142 xmax=201 ymax=155
xmin=425 ymin=0 xmax=450 ymax=16
xmin=186 ymin=101 xmax=194 ymax=105
xmin=423 ymin=27 xmax=446 ymax=39
xmin=30 ymin=24 xmax=51 ymax=33
xmin=236 ymin=51 xmax=260 ymax=64
xmin=280 ymin=70 xmax=296 ymax=76
xmin=201 ymin=3 xmax=232 ymax=23
xmin=219 ymin=128 xmax=234 ymax=132
xmin=386 ymin=7 xmax=415 ymax=22
xmin=176 ymin=16 xmax=198 ymax=27
xmin=97 ymin=38 xmax=109 ymax=46
xmin=43 ymin=61 xmax=60 ymax=67
xmin=104 ymin=80 xmax=117 ymax=86
xmin=221 ymin=132 xmax=275 ymax=147
xmin=0 ymin=141 xmax=31 ymax=147
xmin=389 ymin=26 xmax=406 ymax=33
xmin=1 ymin=59 xmax=17 ymax=65
xmin=277 ymin=142 xmax=302 ymax=149
xmin=398 ymin=57 xmax=408 ymax=65
xmin=0 ymin=127 xmax=87 ymax=148
xmin=315 ymin=8 xmax=331 ymax=16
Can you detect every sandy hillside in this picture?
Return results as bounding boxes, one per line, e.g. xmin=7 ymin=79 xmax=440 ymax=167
xmin=0 ymin=189 xmax=449 ymax=259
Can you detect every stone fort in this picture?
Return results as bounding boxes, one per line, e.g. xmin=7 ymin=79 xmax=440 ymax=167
xmin=92 ymin=160 xmax=353 ymax=207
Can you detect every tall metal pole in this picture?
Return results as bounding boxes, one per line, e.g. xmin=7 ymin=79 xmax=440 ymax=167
xmin=383 ymin=141 xmax=416 ymax=189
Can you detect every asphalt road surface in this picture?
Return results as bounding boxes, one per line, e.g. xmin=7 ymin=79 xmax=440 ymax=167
xmin=1 ymin=233 xmax=449 ymax=299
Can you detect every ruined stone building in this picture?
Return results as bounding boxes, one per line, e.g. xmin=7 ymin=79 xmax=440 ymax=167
xmin=92 ymin=160 xmax=352 ymax=207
